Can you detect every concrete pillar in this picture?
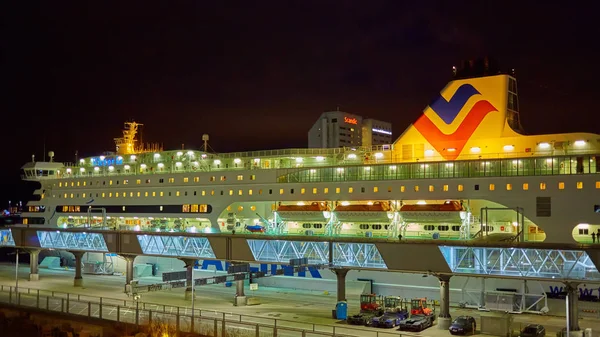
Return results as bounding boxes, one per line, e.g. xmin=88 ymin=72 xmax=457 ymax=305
xmin=565 ymin=282 xmax=581 ymax=333
xmin=332 ymin=268 xmax=349 ymax=302
xmin=236 ymin=279 xmax=245 ymax=297
xmin=72 ymin=251 xmax=85 ymax=287
xmin=182 ymin=259 xmax=196 ymax=300
xmin=437 ymin=275 xmax=452 ymax=330
xmin=121 ymin=255 xmax=136 ymax=285
xmin=28 ymin=250 xmax=40 ymax=281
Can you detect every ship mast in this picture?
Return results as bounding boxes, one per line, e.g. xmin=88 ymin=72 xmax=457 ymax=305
xmin=115 ymin=121 xmax=143 ymax=155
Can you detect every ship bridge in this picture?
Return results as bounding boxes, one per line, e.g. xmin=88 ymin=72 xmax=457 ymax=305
xmin=2 ymin=226 xmax=599 ymax=283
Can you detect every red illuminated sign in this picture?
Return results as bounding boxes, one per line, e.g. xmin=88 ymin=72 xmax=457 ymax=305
xmin=344 ymin=117 xmax=358 ymax=125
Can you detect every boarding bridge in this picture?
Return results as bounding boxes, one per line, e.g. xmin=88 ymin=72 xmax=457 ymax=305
xmin=3 ymin=226 xmax=600 ymax=283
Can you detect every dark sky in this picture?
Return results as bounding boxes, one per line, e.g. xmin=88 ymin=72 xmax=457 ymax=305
xmin=1 ymin=1 xmax=599 ymax=208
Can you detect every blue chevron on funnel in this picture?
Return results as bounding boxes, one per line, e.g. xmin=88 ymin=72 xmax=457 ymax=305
xmin=430 ymin=84 xmax=480 ymax=125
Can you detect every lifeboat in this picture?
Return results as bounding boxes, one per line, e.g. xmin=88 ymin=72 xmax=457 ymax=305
xmin=399 ymin=201 xmax=465 ymax=223
xmin=335 ymin=201 xmax=394 ymax=222
xmin=245 ymin=224 xmax=266 ymax=233
xmin=276 ymin=202 xmax=331 ymax=222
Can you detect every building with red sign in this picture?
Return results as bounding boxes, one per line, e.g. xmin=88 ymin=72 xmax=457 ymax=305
xmin=308 ymin=111 xmax=392 ymax=148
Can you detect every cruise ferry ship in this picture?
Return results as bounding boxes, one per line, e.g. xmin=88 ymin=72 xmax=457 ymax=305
xmin=17 ymin=60 xmax=600 ymax=302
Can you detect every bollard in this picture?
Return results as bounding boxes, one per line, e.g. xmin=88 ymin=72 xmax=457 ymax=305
xmin=99 ymin=298 xmax=103 ymax=319
xmin=255 ymin=325 xmax=260 ymax=337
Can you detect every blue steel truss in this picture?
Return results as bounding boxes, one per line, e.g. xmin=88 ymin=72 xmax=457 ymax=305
xmin=37 ymin=231 xmax=108 ymax=252
xmin=137 ymin=235 xmax=215 ymax=258
xmin=440 ymin=246 xmax=600 ymax=281
xmin=247 ymin=240 xmax=388 ymax=269
xmin=0 ymin=229 xmax=15 ymax=247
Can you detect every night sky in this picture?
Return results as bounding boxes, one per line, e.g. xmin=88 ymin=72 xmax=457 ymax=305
xmin=2 ymin=1 xmax=599 ymax=208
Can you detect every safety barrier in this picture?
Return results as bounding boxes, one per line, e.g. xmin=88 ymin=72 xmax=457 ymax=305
xmin=0 ymin=285 xmax=406 ymax=337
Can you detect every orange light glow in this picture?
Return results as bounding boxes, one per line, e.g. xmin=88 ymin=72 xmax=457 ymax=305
xmin=344 ymin=116 xmax=358 ymax=125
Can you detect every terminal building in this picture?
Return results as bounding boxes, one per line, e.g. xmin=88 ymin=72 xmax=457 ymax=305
xmin=307 ymin=111 xmax=392 ymax=148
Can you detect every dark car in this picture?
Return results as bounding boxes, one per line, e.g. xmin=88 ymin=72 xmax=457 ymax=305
xmin=398 ymin=314 xmax=435 ymax=332
xmin=371 ymin=310 xmax=409 ymax=328
xmin=520 ymin=324 xmax=546 ymax=337
xmin=449 ymin=316 xmax=477 ymax=335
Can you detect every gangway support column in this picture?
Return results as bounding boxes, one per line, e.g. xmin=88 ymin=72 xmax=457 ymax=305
xmin=332 ymin=268 xmax=349 ymax=302
xmin=438 ymin=275 xmax=452 ymax=330
xmin=181 ymin=259 xmax=196 ymax=300
xmin=72 ymin=251 xmax=85 ymax=287
xmin=28 ymin=249 xmax=40 ymax=281
xmin=121 ymin=254 xmax=137 ymax=291
xmin=565 ymin=282 xmax=581 ymax=334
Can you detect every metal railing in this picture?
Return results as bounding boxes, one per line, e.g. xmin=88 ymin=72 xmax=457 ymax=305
xmin=0 ymin=285 xmax=405 ymax=337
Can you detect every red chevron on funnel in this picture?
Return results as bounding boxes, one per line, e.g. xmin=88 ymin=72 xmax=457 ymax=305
xmin=414 ymin=100 xmax=498 ymax=160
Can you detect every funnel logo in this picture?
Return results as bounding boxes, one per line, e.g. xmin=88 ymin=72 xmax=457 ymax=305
xmin=414 ymin=84 xmax=497 ymax=160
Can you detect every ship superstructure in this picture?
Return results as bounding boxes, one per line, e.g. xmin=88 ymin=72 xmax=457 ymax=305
xmin=18 ymin=63 xmax=600 ymax=245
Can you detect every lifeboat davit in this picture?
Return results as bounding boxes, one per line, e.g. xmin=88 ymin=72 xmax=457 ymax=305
xmin=276 ymin=202 xmax=331 ymax=222
xmin=399 ymin=201 xmax=465 ymax=223
xmin=335 ymin=201 xmax=393 ymax=222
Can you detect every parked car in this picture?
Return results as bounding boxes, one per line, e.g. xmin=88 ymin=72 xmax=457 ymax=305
xmin=520 ymin=324 xmax=546 ymax=337
xmin=398 ymin=314 xmax=435 ymax=332
xmin=371 ymin=310 xmax=409 ymax=328
xmin=449 ymin=316 xmax=477 ymax=335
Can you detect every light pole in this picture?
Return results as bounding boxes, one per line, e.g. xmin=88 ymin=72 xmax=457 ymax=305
xmin=191 ymin=260 xmax=195 ymax=332
xmin=15 ymin=248 xmax=19 ymax=295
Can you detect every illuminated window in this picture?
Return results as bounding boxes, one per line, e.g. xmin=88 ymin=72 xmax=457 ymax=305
xmin=77 ymin=181 xmax=80 ymax=187
xmin=237 ymin=175 xmax=243 ymax=181
xmin=193 ymin=177 xmax=199 ymax=183
xmin=250 ymin=205 xmax=256 ymax=211
xmin=258 ymin=189 xmax=263 ymax=195
xmin=237 ymin=206 xmax=243 ymax=211
xmin=160 ymin=191 xmax=164 ymax=196
xmin=145 ymin=192 xmax=148 ymax=197
xmin=540 ymin=183 xmax=546 ymax=190
xmin=313 ymin=188 xmax=317 ymax=194
xmin=210 ymin=176 xmax=215 ymax=182
xmin=109 ymin=180 xmax=113 ymax=185
xmin=136 ymin=179 xmax=141 ymax=184
xmin=238 ymin=190 xmax=243 ymax=196
xmin=250 ymin=175 xmax=256 ymax=180
xmin=63 ymin=193 xmax=67 ymax=198
xmin=211 ymin=190 xmax=215 ymax=195
xmin=183 ymin=177 xmax=189 ymax=183
xmin=83 ymin=181 xmax=86 ymax=186
xmin=336 ymin=187 xmax=340 ymax=194
xmin=109 ymin=193 xmax=112 ymax=198
xmin=301 ymin=188 xmax=305 ymax=194
xmin=577 ymin=182 xmax=583 ymax=189
xmin=123 ymin=180 xmax=128 ymax=185
xmin=82 ymin=193 xmax=86 ymax=198
xmin=159 ymin=206 xmax=163 ymax=211
xmin=248 ymin=189 xmax=253 ymax=195
xmin=387 ymin=187 xmax=392 ymax=192
xmin=176 ymin=191 xmax=180 ymax=196
xmin=229 ymin=190 xmax=233 ymax=196
xmin=191 ymin=204 xmax=199 ymax=212
xmin=349 ymin=187 xmax=353 ymax=193
xmin=506 ymin=184 xmax=512 ymax=191
xmin=116 ymin=192 xmax=120 ymax=197
xmin=182 ymin=204 xmax=190 ymax=212
xmin=220 ymin=176 xmax=226 ymax=181
xmin=457 ymin=184 xmax=464 ymax=192
xmin=169 ymin=178 xmax=175 ymax=183
xmin=102 ymin=193 xmax=106 ymax=198
xmin=59 ymin=182 xmax=62 ymax=187
xmin=324 ymin=188 xmax=329 ymax=194
xmin=373 ymin=187 xmax=379 ymax=193
xmin=489 ymin=184 xmax=495 ymax=191
xmin=596 ymin=181 xmax=600 ymax=189
xmin=70 ymin=193 xmax=74 ymax=198
xmin=414 ymin=186 xmax=419 ymax=192
xmin=137 ymin=192 xmax=140 ymax=197
xmin=443 ymin=185 xmax=448 ymax=192
xmin=523 ymin=183 xmax=529 ymax=190
xmin=71 ymin=182 xmax=74 ymax=187
xmin=227 ymin=206 xmax=232 ymax=211
xmin=400 ymin=186 xmax=405 ymax=192
xmin=199 ymin=204 xmax=207 ymax=212
xmin=429 ymin=185 xmax=434 ymax=192
xmin=152 ymin=192 xmax=156 ymax=197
